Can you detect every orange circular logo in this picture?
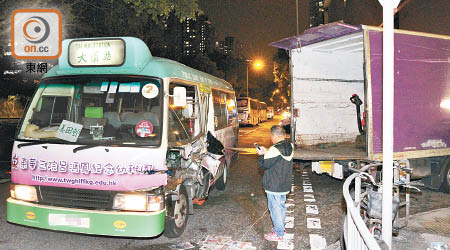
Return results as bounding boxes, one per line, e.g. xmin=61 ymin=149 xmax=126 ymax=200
xmin=26 ymin=211 xmax=35 ymax=220
xmin=113 ymin=220 xmax=127 ymax=229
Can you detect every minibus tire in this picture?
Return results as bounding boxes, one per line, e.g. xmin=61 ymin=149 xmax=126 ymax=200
xmin=441 ymin=162 xmax=450 ymax=193
xmin=216 ymin=162 xmax=228 ymax=190
xmin=164 ymin=185 xmax=189 ymax=238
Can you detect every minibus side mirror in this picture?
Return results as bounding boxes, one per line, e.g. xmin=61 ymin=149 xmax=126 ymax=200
xmin=173 ymin=87 xmax=187 ymax=107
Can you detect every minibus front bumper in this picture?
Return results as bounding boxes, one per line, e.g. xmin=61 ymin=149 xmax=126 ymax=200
xmin=6 ymin=198 xmax=165 ymax=237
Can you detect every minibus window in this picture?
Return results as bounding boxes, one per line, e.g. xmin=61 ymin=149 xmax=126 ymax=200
xmin=31 ymin=96 xmax=70 ymax=127
xmin=168 ymin=82 xmax=201 ymax=143
xmin=212 ymin=90 xmax=227 ymax=129
xmin=226 ymin=92 xmax=237 ymax=126
xmin=19 ymin=77 xmax=163 ymax=146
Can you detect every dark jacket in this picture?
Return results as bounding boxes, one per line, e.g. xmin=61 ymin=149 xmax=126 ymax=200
xmin=258 ymin=140 xmax=294 ymax=193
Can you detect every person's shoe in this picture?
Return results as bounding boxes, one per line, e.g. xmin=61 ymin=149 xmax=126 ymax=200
xmin=264 ymin=231 xmax=284 ymax=241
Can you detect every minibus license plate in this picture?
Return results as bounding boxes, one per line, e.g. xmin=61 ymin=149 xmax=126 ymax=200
xmin=49 ymin=214 xmax=90 ymax=228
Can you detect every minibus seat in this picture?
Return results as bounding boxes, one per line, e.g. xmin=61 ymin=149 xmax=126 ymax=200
xmin=121 ymin=112 xmax=145 ymax=126
xmin=150 ymin=106 xmax=160 ymax=114
xmin=138 ymin=111 xmax=159 ymax=127
xmin=103 ymin=112 xmax=121 ymax=129
xmin=81 ymin=107 xmax=107 ymax=129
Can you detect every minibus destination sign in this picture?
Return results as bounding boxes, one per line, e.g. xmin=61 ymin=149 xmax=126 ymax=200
xmin=68 ymin=39 xmax=125 ymax=67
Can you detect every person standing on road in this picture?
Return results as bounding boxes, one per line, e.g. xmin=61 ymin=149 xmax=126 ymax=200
xmin=256 ymin=125 xmax=294 ymax=241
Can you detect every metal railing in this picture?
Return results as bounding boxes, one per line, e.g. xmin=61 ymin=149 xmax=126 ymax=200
xmin=342 ymin=170 xmax=382 ymax=250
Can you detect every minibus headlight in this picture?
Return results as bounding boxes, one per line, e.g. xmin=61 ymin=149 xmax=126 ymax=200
xmin=113 ymin=193 xmax=164 ymax=212
xmin=11 ymin=184 xmax=38 ymax=202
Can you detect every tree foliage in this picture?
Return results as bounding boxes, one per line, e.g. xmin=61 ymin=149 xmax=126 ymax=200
xmin=0 ymin=96 xmax=25 ymax=118
xmin=0 ymin=0 xmax=202 ymax=99
xmin=0 ymin=0 xmax=202 ymax=39
xmin=272 ymin=49 xmax=290 ymax=108
xmin=123 ymin=0 xmax=201 ymax=22
xmin=0 ymin=0 xmax=278 ymax=107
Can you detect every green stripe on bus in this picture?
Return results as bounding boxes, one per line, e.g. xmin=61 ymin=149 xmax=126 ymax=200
xmin=7 ymin=199 xmax=165 ymax=237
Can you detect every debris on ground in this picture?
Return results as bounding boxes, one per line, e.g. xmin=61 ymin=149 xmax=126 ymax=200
xmin=197 ymin=235 xmax=257 ymax=250
xmin=169 ymin=241 xmax=197 ymax=250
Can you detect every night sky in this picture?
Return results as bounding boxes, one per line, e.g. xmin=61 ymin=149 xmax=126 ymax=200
xmin=200 ymin=0 xmax=310 ymax=63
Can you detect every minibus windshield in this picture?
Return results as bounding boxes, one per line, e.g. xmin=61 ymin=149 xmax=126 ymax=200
xmin=18 ymin=76 xmax=163 ymax=146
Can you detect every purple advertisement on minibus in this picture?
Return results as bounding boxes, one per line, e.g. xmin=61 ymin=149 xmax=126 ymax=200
xmin=369 ymin=30 xmax=450 ymax=156
xmin=11 ymin=141 xmax=168 ymax=191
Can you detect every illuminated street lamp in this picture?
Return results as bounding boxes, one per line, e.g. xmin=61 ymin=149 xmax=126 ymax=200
xmin=246 ymin=59 xmax=264 ymax=97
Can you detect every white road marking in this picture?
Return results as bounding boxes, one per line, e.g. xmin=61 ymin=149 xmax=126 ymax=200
xmin=277 ymin=174 xmax=297 ymax=250
xmin=285 ymin=216 xmax=294 ymax=222
xmin=278 ymin=240 xmax=294 ymax=249
xmin=277 ymin=239 xmax=294 ymax=250
xmin=283 ymin=233 xmax=295 ymax=240
xmin=285 ymin=217 xmax=295 ymax=228
xmin=299 ymin=167 xmax=327 ymax=250
xmin=309 ymin=234 xmax=327 ymax=250
xmin=307 ymin=218 xmax=322 ymax=229
xmin=284 ymin=216 xmax=295 ymax=223
xmin=306 ymin=205 xmax=319 ymax=214
xmin=286 ymin=203 xmax=295 ymax=208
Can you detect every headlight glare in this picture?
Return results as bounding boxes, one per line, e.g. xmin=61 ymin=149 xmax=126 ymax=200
xmin=113 ymin=193 xmax=147 ymax=211
xmin=11 ymin=185 xmax=38 ymax=202
xmin=113 ymin=193 xmax=164 ymax=212
xmin=147 ymin=195 xmax=164 ymax=211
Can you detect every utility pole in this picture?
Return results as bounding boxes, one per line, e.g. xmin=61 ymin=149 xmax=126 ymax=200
xmin=377 ymin=0 xmax=401 ymax=248
xmin=296 ymin=0 xmax=299 ymax=36
xmin=245 ymin=59 xmax=252 ymax=97
xmin=246 ymin=63 xmax=249 ymax=97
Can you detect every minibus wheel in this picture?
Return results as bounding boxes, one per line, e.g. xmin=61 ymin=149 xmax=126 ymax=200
xmin=164 ymin=185 xmax=189 ymax=238
xmin=441 ymin=161 xmax=450 ymax=193
xmin=216 ymin=162 xmax=228 ymax=190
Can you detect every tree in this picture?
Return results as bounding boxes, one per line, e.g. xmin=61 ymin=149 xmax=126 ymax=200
xmin=272 ymin=49 xmax=290 ymax=109
xmin=123 ymin=0 xmax=201 ymax=22
xmin=0 ymin=0 xmax=203 ymax=99
xmin=0 ymin=0 xmax=202 ymax=40
xmin=182 ymin=53 xmax=222 ymax=78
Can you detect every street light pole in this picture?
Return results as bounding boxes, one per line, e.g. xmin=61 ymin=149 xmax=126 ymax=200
xmin=246 ymin=64 xmax=249 ymax=97
xmin=245 ymin=59 xmax=252 ymax=98
xmin=245 ymin=59 xmax=263 ymax=98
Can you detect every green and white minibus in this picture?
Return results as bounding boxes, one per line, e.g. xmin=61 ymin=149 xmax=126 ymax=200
xmin=7 ymin=37 xmax=238 ymax=238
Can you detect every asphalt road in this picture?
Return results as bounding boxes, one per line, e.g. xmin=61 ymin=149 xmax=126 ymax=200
xmin=1 ymin=116 xmax=449 ymax=250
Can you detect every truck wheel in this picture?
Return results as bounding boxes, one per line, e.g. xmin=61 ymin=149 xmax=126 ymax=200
xmin=441 ymin=163 xmax=450 ymax=193
xmin=164 ymin=185 xmax=189 ymax=238
xmin=216 ymin=162 xmax=228 ymax=190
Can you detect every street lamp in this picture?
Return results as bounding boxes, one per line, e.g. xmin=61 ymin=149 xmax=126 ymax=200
xmin=246 ymin=59 xmax=263 ymax=97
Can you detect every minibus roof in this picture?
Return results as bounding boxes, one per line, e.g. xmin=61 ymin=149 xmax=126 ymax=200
xmin=44 ymin=37 xmax=233 ymax=91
